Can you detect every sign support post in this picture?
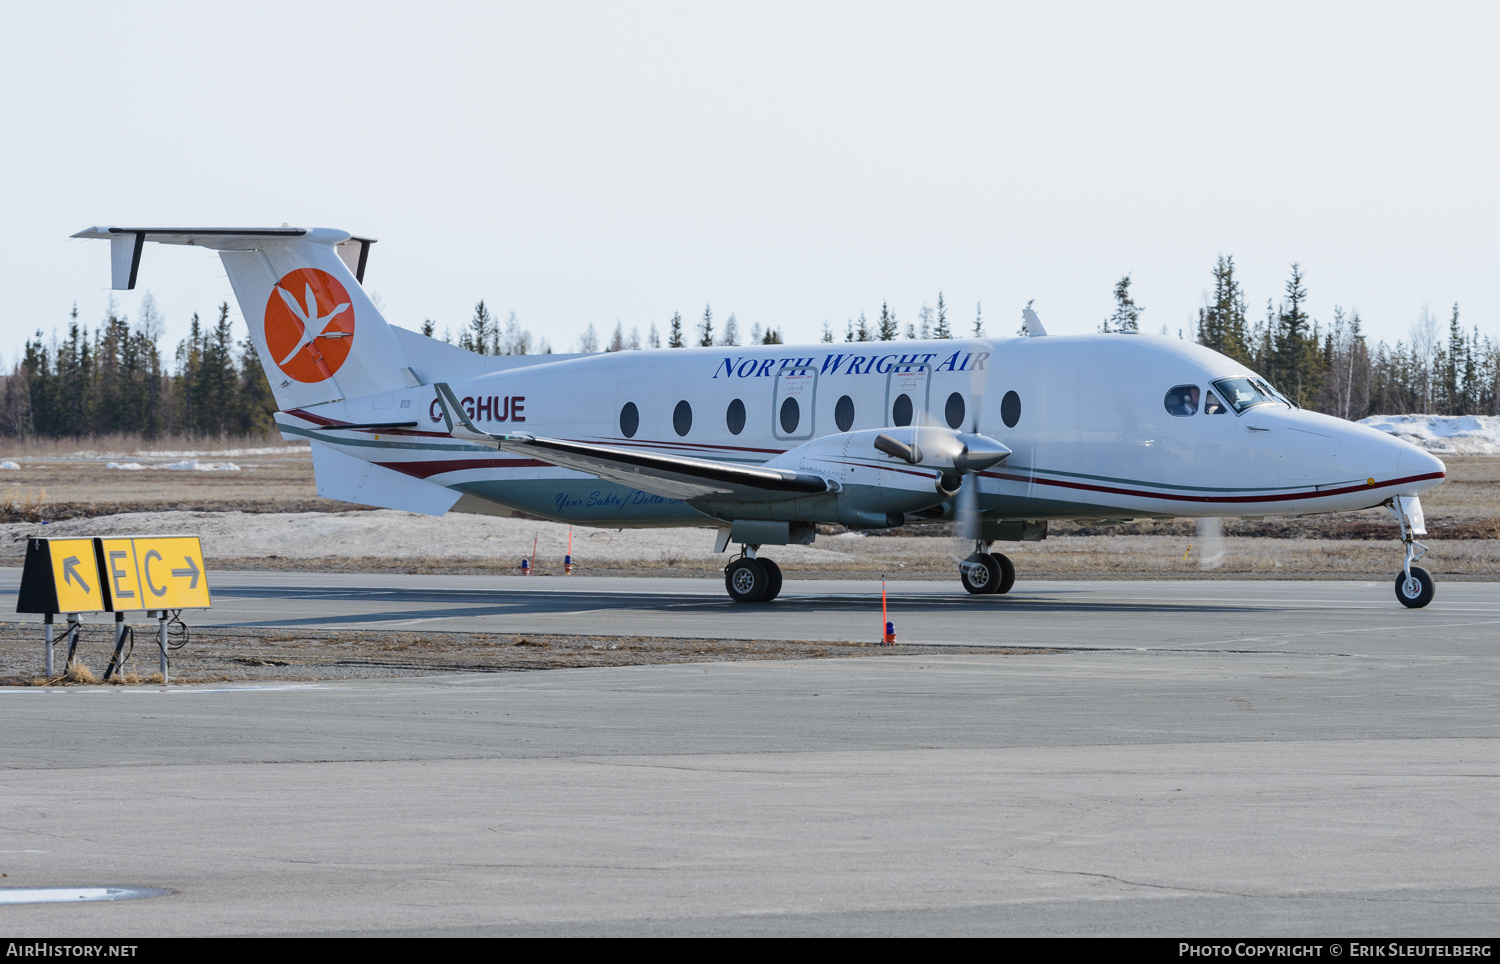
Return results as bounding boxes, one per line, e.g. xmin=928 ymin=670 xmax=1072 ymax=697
xmin=44 ymin=613 xmax=54 ymax=678
xmin=65 ymin=614 xmax=81 ymax=671
xmin=104 ymin=612 xmax=128 ymax=682
xmin=157 ymin=611 xmax=170 ymax=684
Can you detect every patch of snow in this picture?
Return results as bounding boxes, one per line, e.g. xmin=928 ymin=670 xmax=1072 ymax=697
xmin=137 ymin=445 xmax=309 ymax=458
xmin=163 ymin=459 xmax=242 ymax=472
xmin=106 ymin=462 xmax=146 ymax=470
xmin=0 ymin=461 xmax=17 ymax=470
xmin=1359 ymin=414 xmax=1500 ymax=455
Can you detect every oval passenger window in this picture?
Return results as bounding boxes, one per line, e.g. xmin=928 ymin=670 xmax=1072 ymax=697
xmin=834 ymin=395 xmax=855 ymax=432
xmin=620 ymin=402 xmax=639 ymax=438
xmin=726 ymin=398 xmax=746 ymax=435
xmin=780 ymin=397 xmax=800 ymax=435
xmin=673 ymin=400 xmax=693 ymax=436
xmin=892 ymin=393 xmax=913 ymax=427
xmin=1000 ymin=391 xmax=1021 ymax=428
xmin=945 ymin=392 xmax=965 ymax=429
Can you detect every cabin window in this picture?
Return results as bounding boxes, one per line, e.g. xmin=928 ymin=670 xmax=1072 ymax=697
xmin=1001 ymin=390 xmax=1021 ymax=428
xmin=1204 ymin=390 xmax=1226 ymax=415
xmin=673 ymin=400 xmax=693 ymax=436
xmin=620 ymin=401 xmax=639 ymax=438
xmin=945 ymin=392 xmax=965 ymax=430
xmin=834 ymin=395 xmax=855 ymax=432
xmin=780 ymin=397 xmax=800 ymax=435
xmin=1164 ymin=385 xmax=1200 ymax=416
xmin=726 ymin=398 xmax=746 ymax=435
xmin=892 ymin=393 xmax=913 ymax=427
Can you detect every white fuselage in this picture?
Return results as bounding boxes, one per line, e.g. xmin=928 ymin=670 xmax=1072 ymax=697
xmin=282 ymin=332 xmax=1446 ymax=528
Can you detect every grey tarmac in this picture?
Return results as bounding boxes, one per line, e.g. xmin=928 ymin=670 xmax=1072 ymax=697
xmin=1 ymin=571 xmax=1497 ymax=936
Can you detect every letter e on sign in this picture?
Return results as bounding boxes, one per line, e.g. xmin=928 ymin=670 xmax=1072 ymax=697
xmin=95 ymin=538 xmax=143 ymax=610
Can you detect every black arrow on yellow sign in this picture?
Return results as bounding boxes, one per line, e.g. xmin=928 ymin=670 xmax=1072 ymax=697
xmin=171 ymin=557 xmax=200 ymax=589
xmin=63 ymin=556 xmax=91 ymax=594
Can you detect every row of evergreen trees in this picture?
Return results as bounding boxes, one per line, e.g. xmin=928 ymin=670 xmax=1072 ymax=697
xmin=1191 ymin=256 xmax=1500 ymax=418
xmin=3 ymin=263 xmax=1497 ymax=439
xmin=1 ymin=296 xmax=274 ymax=439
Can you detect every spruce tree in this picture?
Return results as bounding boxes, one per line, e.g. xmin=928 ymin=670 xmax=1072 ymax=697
xmin=878 ymin=301 xmax=898 ymax=341
xmin=668 ymin=312 xmax=685 ymax=348
xmin=698 ymin=305 xmax=714 ymax=347
xmin=1102 ymin=275 xmax=1142 ymax=332
xmin=934 ymin=292 xmax=951 ymax=338
xmin=462 ymin=300 xmax=494 ymax=354
xmin=1272 ymin=264 xmax=1317 ymax=405
xmin=1196 ymin=255 xmax=1250 ymax=364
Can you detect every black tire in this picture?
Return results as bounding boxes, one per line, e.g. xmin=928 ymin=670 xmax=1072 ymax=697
xmin=725 ymin=557 xmax=770 ymax=603
xmin=1395 ymin=566 xmax=1435 ymax=609
xmin=994 ymin=553 xmax=1016 ymax=595
xmin=961 ymin=553 xmax=1001 ymax=595
xmin=761 ymin=558 xmax=783 ymax=602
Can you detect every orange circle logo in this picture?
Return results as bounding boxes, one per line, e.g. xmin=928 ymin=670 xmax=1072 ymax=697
xmin=263 ymin=268 xmax=356 ymax=383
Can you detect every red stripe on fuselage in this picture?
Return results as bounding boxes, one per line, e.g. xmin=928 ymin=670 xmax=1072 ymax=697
xmin=981 ymin=470 xmax=1446 ymax=504
xmin=375 ymin=458 xmax=553 ymax=478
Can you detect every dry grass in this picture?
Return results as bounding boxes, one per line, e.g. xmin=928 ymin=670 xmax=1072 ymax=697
xmin=0 ymin=437 xmax=319 ymax=519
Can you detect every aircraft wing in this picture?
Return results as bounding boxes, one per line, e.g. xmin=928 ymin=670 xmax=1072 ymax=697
xmin=432 ymin=383 xmax=832 ymax=502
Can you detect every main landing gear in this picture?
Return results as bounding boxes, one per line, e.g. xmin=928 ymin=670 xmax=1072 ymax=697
xmin=1389 ymin=498 xmax=1434 ymax=609
xmin=960 ymin=544 xmax=1015 ymax=595
xmin=725 ymin=548 xmax=783 ymax=603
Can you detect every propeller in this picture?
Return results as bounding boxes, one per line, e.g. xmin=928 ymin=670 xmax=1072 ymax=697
xmin=1196 ymin=516 xmax=1225 ymax=570
xmin=952 ymin=338 xmax=994 ymax=558
xmin=868 ymin=340 xmax=1008 ymax=574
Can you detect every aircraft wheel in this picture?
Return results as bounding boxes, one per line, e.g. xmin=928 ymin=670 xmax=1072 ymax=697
xmin=1395 ymin=566 xmax=1434 ymax=609
xmin=994 ymin=553 xmax=1016 ymax=595
xmin=961 ymin=553 xmax=1001 ymax=595
xmin=725 ymin=557 xmax=770 ymax=603
xmin=761 ymin=558 xmax=783 ymax=602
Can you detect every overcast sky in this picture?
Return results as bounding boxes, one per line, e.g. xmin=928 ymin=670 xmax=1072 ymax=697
xmin=3 ymin=1 xmax=1496 ymax=364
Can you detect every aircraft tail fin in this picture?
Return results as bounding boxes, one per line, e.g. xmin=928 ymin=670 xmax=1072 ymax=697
xmin=71 ymin=226 xmax=418 ymax=410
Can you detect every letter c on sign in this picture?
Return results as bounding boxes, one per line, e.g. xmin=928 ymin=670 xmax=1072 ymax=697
xmin=144 ymin=549 xmax=167 ymax=597
xmin=430 ymin=399 xmax=443 ymax=423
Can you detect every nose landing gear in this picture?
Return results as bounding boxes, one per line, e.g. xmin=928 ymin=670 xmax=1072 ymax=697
xmin=1389 ymin=497 xmax=1434 ymax=609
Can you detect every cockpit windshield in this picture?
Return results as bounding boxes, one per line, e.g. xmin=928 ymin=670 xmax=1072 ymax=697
xmin=1211 ymin=377 xmax=1293 ymax=414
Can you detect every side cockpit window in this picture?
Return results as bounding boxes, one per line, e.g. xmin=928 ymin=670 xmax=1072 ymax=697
xmin=1204 ymin=390 xmax=1225 ymax=414
xmin=1164 ymin=385 xmax=1200 ymax=416
xmin=1211 ymin=377 xmax=1291 ymax=414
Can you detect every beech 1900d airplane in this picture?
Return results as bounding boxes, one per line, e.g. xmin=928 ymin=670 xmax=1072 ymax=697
xmin=74 ymin=226 xmax=1448 ymax=607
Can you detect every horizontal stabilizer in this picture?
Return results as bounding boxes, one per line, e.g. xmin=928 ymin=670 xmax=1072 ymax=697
xmin=71 ymin=226 xmax=377 ymax=288
xmin=311 ymin=442 xmax=461 ymax=516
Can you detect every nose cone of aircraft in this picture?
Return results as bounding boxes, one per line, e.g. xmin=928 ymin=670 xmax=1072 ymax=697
xmin=1397 ymin=444 xmax=1447 ymax=493
xmin=1337 ymin=419 xmax=1447 ymax=497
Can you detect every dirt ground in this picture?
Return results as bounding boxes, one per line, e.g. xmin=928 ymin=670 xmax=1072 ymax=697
xmin=0 ymin=620 xmax=1036 ymax=687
